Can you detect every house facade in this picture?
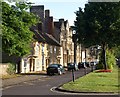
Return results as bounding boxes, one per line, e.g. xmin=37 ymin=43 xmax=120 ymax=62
xmin=20 ymin=5 xmax=84 ymax=73
xmin=1 ymin=5 xmax=91 ymax=75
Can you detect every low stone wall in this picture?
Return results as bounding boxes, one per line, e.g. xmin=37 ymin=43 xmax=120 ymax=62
xmin=0 ymin=63 xmax=9 ymax=75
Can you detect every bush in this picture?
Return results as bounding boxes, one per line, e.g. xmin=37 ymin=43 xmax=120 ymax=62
xmin=97 ymin=49 xmax=116 ymax=70
xmin=7 ymin=63 xmax=16 ymax=74
xmin=96 ymin=62 xmax=104 ymax=70
xmin=106 ymin=49 xmax=116 ymax=70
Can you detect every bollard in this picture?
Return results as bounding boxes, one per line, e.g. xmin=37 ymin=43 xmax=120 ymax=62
xmin=72 ymin=69 xmax=75 ymax=82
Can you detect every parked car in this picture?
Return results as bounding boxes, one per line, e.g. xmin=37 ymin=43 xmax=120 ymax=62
xmin=78 ymin=62 xmax=88 ymax=69
xmin=67 ymin=63 xmax=78 ymax=71
xmin=116 ymin=58 xmax=120 ymax=68
xmin=47 ymin=64 xmax=65 ymax=75
xmin=90 ymin=61 xmax=97 ymax=66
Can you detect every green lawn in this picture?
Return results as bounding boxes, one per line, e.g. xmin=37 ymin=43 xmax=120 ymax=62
xmin=62 ymin=66 xmax=119 ymax=93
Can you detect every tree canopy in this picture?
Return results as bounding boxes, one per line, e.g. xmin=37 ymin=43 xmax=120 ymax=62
xmin=74 ymin=2 xmax=120 ymax=69
xmin=74 ymin=2 xmax=120 ymax=48
xmin=2 ymin=1 xmax=40 ymax=56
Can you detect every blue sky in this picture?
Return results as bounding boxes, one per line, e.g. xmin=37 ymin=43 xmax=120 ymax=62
xmin=28 ymin=0 xmax=88 ymax=26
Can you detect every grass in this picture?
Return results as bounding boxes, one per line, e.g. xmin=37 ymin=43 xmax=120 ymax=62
xmin=2 ymin=74 xmax=22 ymax=80
xmin=2 ymin=71 xmax=46 ymax=80
xmin=62 ymin=66 xmax=119 ymax=93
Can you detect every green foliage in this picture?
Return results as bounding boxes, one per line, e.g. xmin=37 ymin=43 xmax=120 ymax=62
xmin=75 ymin=2 xmax=120 ymax=70
xmin=96 ymin=63 xmax=104 ymax=70
xmin=2 ymin=2 xmax=40 ymax=56
xmin=106 ymin=49 xmax=116 ymax=70
xmin=97 ymin=49 xmax=116 ymax=70
xmin=7 ymin=63 xmax=16 ymax=74
xmin=75 ymin=2 xmax=120 ymax=47
xmin=112 ymin=45 xmax=120 ymax=58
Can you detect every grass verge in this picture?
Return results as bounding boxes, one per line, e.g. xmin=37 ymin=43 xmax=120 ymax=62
xmin=2 ymin=74 xmax=22 ymax=80
xmin=62 ymin=66 xmax=119 ymax=93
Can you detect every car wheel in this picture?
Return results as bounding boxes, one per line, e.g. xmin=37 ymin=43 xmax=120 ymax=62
xmin=58 ymin=70 xmax=62 ymax=75
xmin=47 ymin=72 xmax=50 ymax=75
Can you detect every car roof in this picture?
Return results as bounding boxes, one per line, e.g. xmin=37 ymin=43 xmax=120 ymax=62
xmin=48 ymin=64 xmax=61 ymax=67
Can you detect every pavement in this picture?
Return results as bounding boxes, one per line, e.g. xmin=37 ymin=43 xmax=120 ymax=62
xmin=2 ymin=72 xmax=47 ymax=88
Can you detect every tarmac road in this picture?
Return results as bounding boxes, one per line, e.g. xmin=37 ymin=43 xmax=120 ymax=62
xmin=2 ymin=68 xmax=91 ymax=96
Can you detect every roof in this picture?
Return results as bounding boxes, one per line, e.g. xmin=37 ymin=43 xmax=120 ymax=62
xmin=31 ymin=28 xmax=61 ymax=46
xmin=54 ymin=20 xmax=68 ymax=30
xmin=43 ymin=33 xmax=61 ymax=46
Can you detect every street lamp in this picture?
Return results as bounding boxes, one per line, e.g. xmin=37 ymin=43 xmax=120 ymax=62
xmin=72 ymin=30 xmax=77 ymax=64
xmin=72 ymin=30 xmax=77 ymax=82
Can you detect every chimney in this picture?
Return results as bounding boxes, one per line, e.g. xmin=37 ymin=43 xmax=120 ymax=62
xmin=30 ymin=5 xmax=44 ymax=23
xmin=48 ymin=16 xmax=54 ymax=35
xmin=45 ymin=10 xmax=50 ymax=18
xmin=59 ymin=18 xmax=64 ymax=23
xmin=30 ymin=5 xmax=45 ymax=33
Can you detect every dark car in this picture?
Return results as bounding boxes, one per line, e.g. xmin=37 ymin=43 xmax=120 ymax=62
xmin=90 ymin=61 xmax=97 ymax=66
xmin=78 ymin=62 xmax=88 ymax=69
xmin=67 ymin=63 xmax=78 ymax=71
xmin=47 ymin=64 xmax=65 ymax=75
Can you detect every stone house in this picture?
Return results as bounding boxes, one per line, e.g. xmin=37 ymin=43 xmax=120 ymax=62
xmin=1 ymin=5 xmax=88 ymax=74
xmin=20 ymin=5 xmax=61 ymax=73
xmin=54 ymin=19 xmax=74 ymax=67
xmin=20 ymin=5 xmax=83 ymax=73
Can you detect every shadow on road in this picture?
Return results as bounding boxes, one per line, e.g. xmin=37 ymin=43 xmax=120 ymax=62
xmin=20 ymin=71 xmax=47 ymax=76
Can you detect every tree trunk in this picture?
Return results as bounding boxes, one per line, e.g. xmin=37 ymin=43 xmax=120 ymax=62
xmin=102 ymin=43 xmax=107 ymax=70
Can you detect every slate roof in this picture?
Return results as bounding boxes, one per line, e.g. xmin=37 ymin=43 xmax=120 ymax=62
xmin=54 ymin=20 xmax=68 ymax=30
xmin=31 ymin=28 xmax=61 ymax=46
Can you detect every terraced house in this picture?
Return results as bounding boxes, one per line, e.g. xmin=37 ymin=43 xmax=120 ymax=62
xmin=20 ymin=5 xmax=85 ymax=73
xmin=1 ymin=5 xmax=84 ymax=74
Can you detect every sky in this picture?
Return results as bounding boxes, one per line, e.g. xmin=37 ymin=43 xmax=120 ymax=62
xmin=28 ymin=0 xmax=88 ymax=26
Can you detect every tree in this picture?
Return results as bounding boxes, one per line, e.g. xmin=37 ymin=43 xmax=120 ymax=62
xmin=112 ymin=46 xmax=120 ymax=58
xmin=2 ymin=2 xmax=40 ymax=56
xmin=74 ymin=2 xmax=120 ymax=70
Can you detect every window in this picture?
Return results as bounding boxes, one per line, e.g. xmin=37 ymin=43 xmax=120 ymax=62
xmin=54 ymin=46 xmax=56 ymax=53
xmin=50 ymin=46 xmax=52 ymax=53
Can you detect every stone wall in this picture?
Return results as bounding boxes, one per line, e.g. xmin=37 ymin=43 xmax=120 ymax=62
xmin=0 ymin=63 xmax=9 ymax=75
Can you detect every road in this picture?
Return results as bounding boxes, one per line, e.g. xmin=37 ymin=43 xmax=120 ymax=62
xmin=2 ymin=68 xmax=92 ymax=96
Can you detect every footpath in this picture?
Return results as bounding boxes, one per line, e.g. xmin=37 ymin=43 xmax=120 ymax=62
xmin=2 ymin=73 xmax=47 ymax=88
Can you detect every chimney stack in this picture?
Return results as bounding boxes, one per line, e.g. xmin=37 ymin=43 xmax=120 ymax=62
xmin=30 ymin=5 xmax=44 ymax=23
xmin=48 ymin=16 xmax=54 ymax=35
xmin=45 ymin=10 xmax=50 ymax=18
xmin=59 ymin=18 xmax=64 ymax=23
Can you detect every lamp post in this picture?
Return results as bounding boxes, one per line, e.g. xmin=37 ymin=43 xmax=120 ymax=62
xmin=72 ymin=30 xmax=77 ymax=64
xmin=72 ymin=30 xmax=77 ymax=82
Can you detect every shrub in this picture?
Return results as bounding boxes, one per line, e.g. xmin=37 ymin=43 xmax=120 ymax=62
xmin=97 ymin=49 xmax=116 ymax=70
xmin=96 ymin=62 xmax=104 ymax=70
xmin=106 ymin=49 xmax=116 ymax=70
xmin=7 ymin=63 xmax=16 ymax=74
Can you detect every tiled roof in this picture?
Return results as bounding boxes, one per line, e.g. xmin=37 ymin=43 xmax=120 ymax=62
xmin=31 ymin=28 xmax=61 ymax=46
xmin=54 ymin=20 xmax=68 ymax=30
